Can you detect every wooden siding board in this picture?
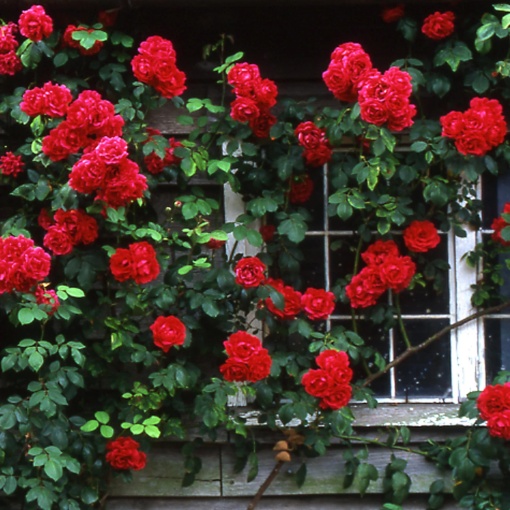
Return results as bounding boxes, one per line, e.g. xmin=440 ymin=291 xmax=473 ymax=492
xmin=109 ymin=446 xmax=221 ymax=498
xmin=106 ymin=496 xmax=462 ymax=510
xmin=222 ymin=446 xmax=450 ymax=497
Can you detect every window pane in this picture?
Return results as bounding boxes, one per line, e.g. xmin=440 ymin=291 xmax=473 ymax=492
xmin=394 ymin=320 xmax=451 ymax=399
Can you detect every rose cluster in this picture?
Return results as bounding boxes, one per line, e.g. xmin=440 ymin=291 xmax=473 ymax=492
xmin=0 ymin=22 xmax=21 ymax=76
xmin=219 ymin=331 xmax=272 ymax=383
xmin=131 ymin=35 xmax=186 ymax=99
xmin=42 ymin=90 xmax=124 ymax=162
xmin=440 ymin=97 xmax=507 ymax=157
xmin=322 ymin=42 xmax=415 ymax=132
xmin=491 ymin=202 xmax=510 ymax=247
xmin=105 ymin=437 xmax=147 ymax=471
xmin=18 ymin=4 xmax=53 ymax=42
xmin=20 ymin=81 xmax=73 ymax=118
xmin=150 ymin=315 xmax=187 ymax=353
xmin=345 ymin=239 xmax=416 ymax=308
xmin=301 ymin=350 xmax=353 ymax=410
xmin=322 ymin=42 xmax=373 ymax=103
xmin=109 ymin=241 xmax=160 ymax=285
xmin=143 ymin=128 xmax=183 ymax=175
xmin=40 ymin=208 xmax=99 ymax=256
xmin=227 ymin=62 xmax=278 ymax=138
xmin=0 ymin=151 xmax=24 ymax=178
xmin=295 ymin=121 xmax=332 ymax=167
xmin=358 ymin=67 xmax=416 ymax=132
xmin=477 ymin=382 xmax=510 ymax=440
xmin=0 ymin=235 xmax=51 ymax=294
xmin=69 ymin=135 xmax=147 ymax=209
xmin=421 ymin=11 xmax=455 ymax=40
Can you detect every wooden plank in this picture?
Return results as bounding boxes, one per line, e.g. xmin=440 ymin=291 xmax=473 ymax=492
xmin=221 ymin=445 xmax=451 ymax=496
xmin=109 ymin=446 xmax=221 ymax=497
xmin=106 ymin=495 xmax=462 ymax=510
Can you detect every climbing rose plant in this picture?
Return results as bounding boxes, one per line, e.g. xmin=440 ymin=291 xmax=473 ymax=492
xmin=1 ymin=3 xmax=510 ymax=510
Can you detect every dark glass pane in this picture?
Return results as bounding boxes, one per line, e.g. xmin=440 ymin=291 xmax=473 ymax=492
xmin=301 ymin=236 xmax=326 ymax=289
xmin=394 ymin=320 xmax=451 ymax=398
xmin=485 ymin=318 xmax=510 ymax=383
xmin=305 ymin=170 xmax=325 ymax=231
xmin=398 ymin=235 xmax=450 ymax=315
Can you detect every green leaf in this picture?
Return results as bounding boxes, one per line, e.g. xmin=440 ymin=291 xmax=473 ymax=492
xmin=28 ymin=350 xmax=44 ymax=371
xmin=100 ymin=425 xmax=114 ymax=438
xmin=94 ymin=411 xmax=110 ymax=424
xmin=278 ymin=214 xmax=307 ymax=243
xmin=18 ymin=308 xmax=35 ymax=325
xmin=44 ymin=458 xmax=63 ymax=481
xmin=80 ymin=420 xmax=99 ymax=432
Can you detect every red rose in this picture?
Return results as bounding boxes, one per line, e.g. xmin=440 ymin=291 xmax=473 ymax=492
xmin=35 ymin=286 xmax=60 ymax=315
xmin=302 ymin=349 xmax=352 ymax=410
xmin=454 ymin=131 xmax=490 ymax=157
xmin=18 ymin=5 xmax=53 ymax=42
xmin=361 ymin=240 xmax=400 ymax=266
xmin=221 ymin=331 xmax=271 ymax=383
xmin=109 ymin=247 xmax=133 ymax=282
xmin=491 ymin=217 xmax=510 ymax=246
xmin=12 ymin=245 xmax=51 ymax=293
xmin=295 ymin=121 xmax=326 ymax=150
xmin=248 ymin=109 xmax=276 ymax=138
xmin=379 ymin=255 xmax=416 ymax=293
xmin=234 ymin=256 xmax=266 ymax=288
xmin=322 ymin=42 xmax=373 ymax=103
xmin=129 ymin=241 xmax=160 ymax=285
xmin=264 ymin=279 xmax=302 ymax=320
xmin=477 ymin=383 xmax=510 ymax=421
xmin=382 ymin=4 xmax=405 ymax=23
xmin=319 ymin=384 xmax=352 ymax=410
xmin=302 ymin=368 xmax=333 ymax=398
xmin=487 ymin=410 xmax=510 ymax=440
xmin=247 ymin=350 xmax=272 ymax=382
xmin=43 ymin=226 xmax=74 ymax=256
xmin=289 ymin=174 xmax=314 ymax=204
xmin=230 ymin=97 xmax=260 ymax=123
xmin=0 ymin=50 xmax=22 ymax=76
xmin=440 ymin=111 xmax=464 ymax=139
xmin=259 ymin=224 xmax=276 ymax=243
xmin=421 ymin=11 xmax=455 ymax=41
xmin=131 ymin=36 xmax=186 ymax=99
xmin=95 ymin=136 xmax=129 ymax=165
xmin=219 ymin=357 xmax=251 ymax=382
xmin=227 ymin=63 xmax=261 ymax=91
xmin=301 ymin=287 xmax=335 ymax=320
xmin=345 ymin=266 xmax=386 ymax=308
xmin=98 ymin=8 xmax=119 ymax=28
xmin=303 ymin=144 xmax=332 ymax=167
xmin=224 ymin=331 xmax=263 ymax=361
xmin=0 ymin=152 xmax=24 ymax=178
xmin=206 ymin=238 xmax=226 ymax=249
xmin=403 ymin=220 xmax=441 ymax=253
xmin=105 ymin=437 xmax=147 ymax=471
xmin=150 ymin=315 xmax=186 ymax=353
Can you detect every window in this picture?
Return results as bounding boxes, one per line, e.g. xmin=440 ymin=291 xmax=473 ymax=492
xmin=223 ymin=159 xmax=505 ymax=418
